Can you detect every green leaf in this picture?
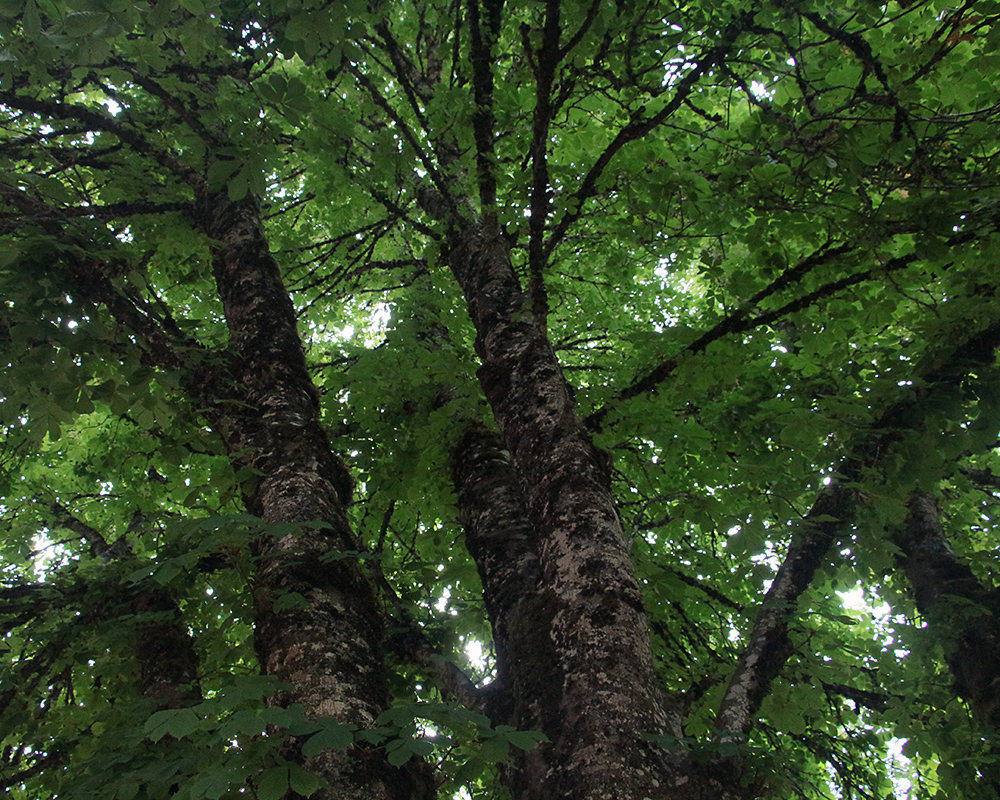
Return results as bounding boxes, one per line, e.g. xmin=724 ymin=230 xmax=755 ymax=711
xmin=502 ymin=729 xmax=549 ymax=751
xmin=385 ymin=738 xmax=416 ymax=766
xmin=256 ymin=766 xmax=290 ymax=800
xmin=285 ymin=13 xmax=312 ymax=42
xmin=301 ymin=720 xmax=356 ymax=757
xmin=207 ymin=159 xmax=240 ymax=190
xmin=226 ymin=170 xmax=250 ymax=202
xmin=63 ymin=11 xmax=110 ymax=37
xmin=144 ymin=708 xmax=202 ymax=742
xmin=288 ymin=763 xmax=324 ymax=797
xmin=273 ymin=591 xmax=308 ymax=612
xmin=188 ymin=772 xmax=234 ymax=800
xmin=22 ymin=0 xmax=40 ymax=39
xmin=221 ymin=709 xmax=266 ymax=737
xmin=454 ymin=757 xmax=486 ymax=783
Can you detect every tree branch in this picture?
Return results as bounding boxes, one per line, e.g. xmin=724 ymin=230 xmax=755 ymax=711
xmin=45 ymin=501 xmax=129 ymax=561
xmin=0 ymin=198 xmax=188 ymax=227
xmin=558 ymin=0 xmax=601 ymax=61
xmin=0 ymin=91 xmax=206 ymax=191
xmin=960 ymin=466 xmax=1000 ymax=493
xmin=0 ymin=182 xmax=194 ymax=373
xmin=112 ymin=59 xmax=226 ymax=148
xmin=346 ymin=62 xmax=458 ymax=220
xmin=821 ymin=681 xmax=896 ymax=713
xmin=372 ymin=23 xmax=434 ymax=130
xmin=713 ymin=484 xmax=851 ymax=743
xmin=361 ymin=505 xmax=485 ymax=711
xmin=543 ymin=10 xmax=755 ymax=258
xmin=526 ymin=0 xmax=562 ymax=322
xmin=587 ymin=230 xmax=976 ymax=430
xmin=713 ymin=316 xmax=1000 ymax=745
xmin=466 ymin=0 xmax=503 ymax=231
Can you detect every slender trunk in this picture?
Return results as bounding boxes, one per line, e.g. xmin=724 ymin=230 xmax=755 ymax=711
xmin=49 ymin=503 xmax=201 ymax=708
xmin=447 ymin=225 xmax=727 ymax=799
xmin=715 ymin=318 xmax=1000 ymax=752
xmin=897 ymin=491 xmax=1000 ymax=794
xmin=451 ymin=425 xmax=556 ymax=791
xmin=898 ymin=492 xmax=1000 ymax=729
xmin=196 ymin=191 xmax=432 ymax=800
xmin=714 ymin=486 xmax=851 ymax=742
xmin=452 ymin=425 xmax=540 ymax=715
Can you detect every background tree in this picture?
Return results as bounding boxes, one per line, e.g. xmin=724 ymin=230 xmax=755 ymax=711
xmin=2 ymin=1 xmax=1000 ymax=799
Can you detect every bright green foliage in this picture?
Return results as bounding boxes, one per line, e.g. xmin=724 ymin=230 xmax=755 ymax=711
xmin=2 ymin=1 xmax=1000 ymax=799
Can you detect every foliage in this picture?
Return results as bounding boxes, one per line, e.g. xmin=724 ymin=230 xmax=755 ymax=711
xmin=2 ymin=0 xmax=1000 ymax=799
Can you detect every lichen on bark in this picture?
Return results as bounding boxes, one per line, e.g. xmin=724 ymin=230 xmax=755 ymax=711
xmin=446 ymin=225 xmax=731 ymax=799
xmin=195 ymin=189 xmax=432 ymax=800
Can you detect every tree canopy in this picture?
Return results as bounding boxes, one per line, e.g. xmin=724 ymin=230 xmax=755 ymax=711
xmin=2 ymin=1 xmax=1000 ymax=799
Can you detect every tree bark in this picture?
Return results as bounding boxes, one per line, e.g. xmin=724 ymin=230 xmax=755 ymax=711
xmin=898 ymin=492 xmax=1000 ymax=729
xmin=452 ymin=425 xmax=557 ymax=791
xmin=714 ymin=317 xmax=1000 ymax=753
xmin=48 ymin=502 xmax=202 ymax=709
xmin=447 ymin=225 xmax=739 ymax=800
xmin=714 ymin=486 xmax=852 ymax=744
xmin=196 ymin=191 xmax=432 ymax=800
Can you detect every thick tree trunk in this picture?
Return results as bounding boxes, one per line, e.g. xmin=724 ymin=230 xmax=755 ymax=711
xmin=197 ymin=192 xmax=432 ymax=800
xmin=447 ymin=225 xmax=738 ymax=800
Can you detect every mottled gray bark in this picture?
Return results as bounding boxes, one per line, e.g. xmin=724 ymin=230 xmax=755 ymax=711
xmin=714 ymin=486 xmax=851 ymax=745
xmin=452 ymin=426 xmax=542 ymax=710
xmin=447 ymin=226 xmax=740 ymax=800
xmin=197 ymin=191 xmax=432 ymax=800
xmin=451 ymin=425 xmax=557 ymax=791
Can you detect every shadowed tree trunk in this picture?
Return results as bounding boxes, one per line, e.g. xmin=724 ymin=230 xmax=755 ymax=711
xmin=896 ymin=491 xmax=1000 ymax=794
xmin=452 ymin=425 xmax=558 ymax=793
xmin=898 ymin=492 xmax=1000 ymax=730
xmin=715 ymin=317 xmax=1000 ymax=732
xmin=47 ymin=502 xmax=202 ymax=709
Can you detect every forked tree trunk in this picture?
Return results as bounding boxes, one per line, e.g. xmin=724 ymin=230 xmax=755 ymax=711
xmin=196 ymin=191 xmax=432 ymax=800
xmin=446 ymin=225 xmax=740 ymax=800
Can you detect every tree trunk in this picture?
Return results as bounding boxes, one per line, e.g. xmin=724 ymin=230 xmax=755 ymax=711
xmin=48 ymin=502 xmax=202 ymax=709
xmin=452 ymin=425 xmax=557 ymax=791
xmin=898 ymin=492 xmax=1000 ymax=729
xmin=446 ymin=225 xmax=739 ymax=799
xmin=196 ymin=191 xmax=433 ymax=800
